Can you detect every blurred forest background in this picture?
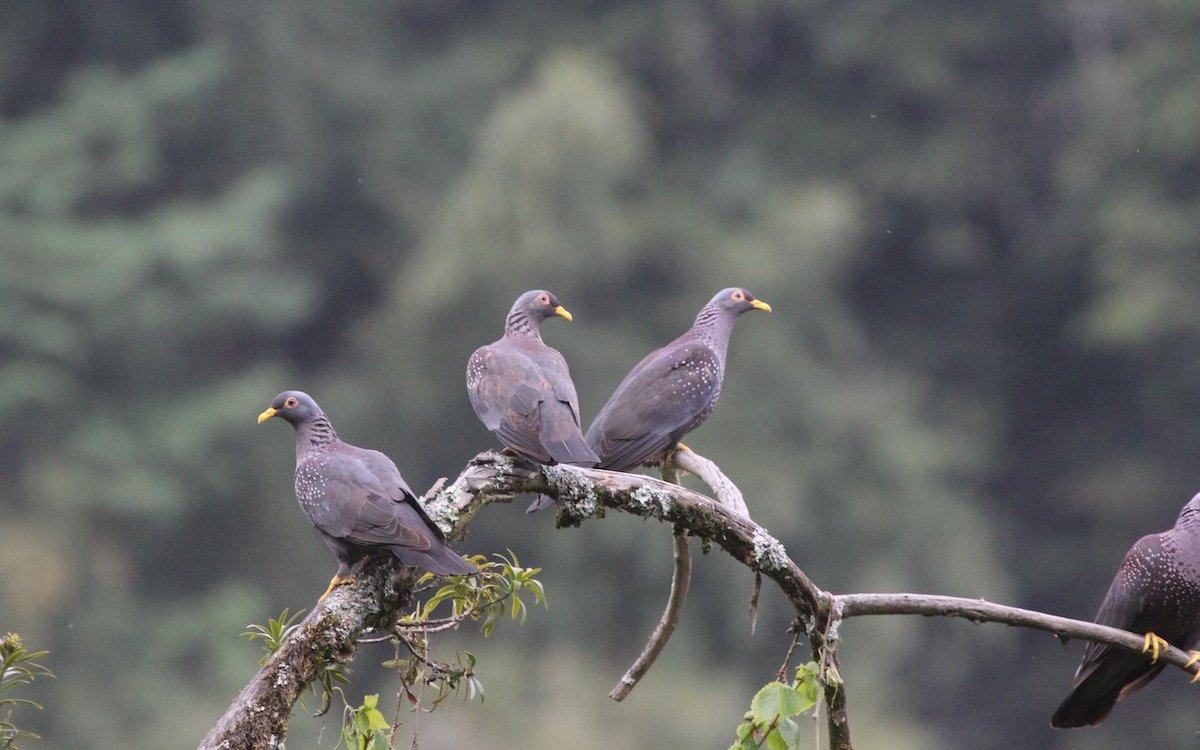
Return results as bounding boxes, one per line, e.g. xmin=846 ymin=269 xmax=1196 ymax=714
xmin=3 ymin=1 xmax=1200 ymax=748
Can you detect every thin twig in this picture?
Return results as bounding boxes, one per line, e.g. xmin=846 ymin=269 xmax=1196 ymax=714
xmin=609 ymin=532 xmax=692 ymax=701
xmin=836 ymin=592 xmax=1200 ymax=677
xmin=748 ymin=572 xmax=762 ymax=635
xmin=775 ymin=625 xmax=803 ymax=683
xmin=608 ymin=455 xmax=710 ymax=701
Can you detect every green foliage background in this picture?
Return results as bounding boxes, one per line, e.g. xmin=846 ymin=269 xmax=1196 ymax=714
xmin=3 ymin=2 xmax=1200 ymax=748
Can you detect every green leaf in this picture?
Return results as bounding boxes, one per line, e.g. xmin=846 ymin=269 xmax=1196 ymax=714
xmin=765 ymin=727 xmax=789 ymax=750
xmin=776 ymin=717 xmax=803 ymax=749
xmin=734 ymin=720 xmax=755 ymax=741
xmin=363 ymin=708 xmax=390 ymax=732
xmin=750 ymin=682 xmax=812 ymax=723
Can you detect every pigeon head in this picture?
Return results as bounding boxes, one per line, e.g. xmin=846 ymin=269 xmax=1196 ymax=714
xmin=510 ymin=290 xmax=573 ymax=324
xmin=710 ymin=287 xmax=772 ymax=316
xmin=258 ymin=390 xmax=323 ymax=426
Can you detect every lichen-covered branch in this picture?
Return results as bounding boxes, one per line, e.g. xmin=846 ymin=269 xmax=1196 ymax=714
xmin=199 ymin=451 xmax=821 ymax=750
xmin=418 ymin=451 xmax=824 ymax=620
xmin=197 ymin=564 xmax=416 ymax=750
xmin=207 ymin=451 xmax=1186 ymax=750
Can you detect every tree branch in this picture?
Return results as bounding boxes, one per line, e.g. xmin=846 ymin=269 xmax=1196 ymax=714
xmin=609 ymin=533 xmax=692 ymax=701
xmin=672 ymin=447 xmax=749 ymax=518
xmin=202 ymin=451 xmax=1190 ymax=750
xmin=810 ymin=592 xmax=852 ymax=750
xmin=197 ymin=564 xmax=416 ymax=750
xmin=607 ymin=449 xmax=752 ymax=700
xmin=608 ymin=460 xmax=693 ymax=702
xmin=424 ymin=452 xmax=824 ymax=622
xmin=200 ymin=451 xmax=825 ymax=749
xmin=835 ymin=592 xmax=1200 ymax=676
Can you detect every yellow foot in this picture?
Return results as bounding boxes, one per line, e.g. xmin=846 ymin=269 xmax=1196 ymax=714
xmin=665 ymin=443 xmax=694 ymax=478
xmin=318 ymin=575 xmax=355 ymax=602
xmin=1186 ymin=651 xmax=1200 ymax=683
xmin=1141 ymin=632 xmax=1170 ymax=663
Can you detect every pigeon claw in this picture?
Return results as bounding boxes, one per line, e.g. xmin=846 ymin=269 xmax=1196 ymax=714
xmin=318 ymin=575 xmax=356 ymax=602
xmin=1186 ymin=651 xmax=1200 ymax=682
xmin=1141 ymin=632 xmax=1170 ymax=663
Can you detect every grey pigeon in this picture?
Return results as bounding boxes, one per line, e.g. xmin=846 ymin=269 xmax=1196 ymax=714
xmin=584 ymin=287 xmax=771 ymax=474
xmin=259 ymin=390 xmax=475 ymax=600
xmin=1051 ymin=492 xmax=1200 ymax=727
xmin=467 ymin=290 xmax=598 ymax=479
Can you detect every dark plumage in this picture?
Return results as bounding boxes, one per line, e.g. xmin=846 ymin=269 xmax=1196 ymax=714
xmin=584 ymin=287 xmax=771 ymax=474
xmin=1051 ymin=492 xmax=1200 ymax=728
xmin=467 ymin=290 xmax=598 ymax=469
xmin=258 ymin=391 xmax=475 ymax=600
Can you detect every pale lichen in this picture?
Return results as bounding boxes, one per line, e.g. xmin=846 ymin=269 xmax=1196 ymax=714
xmin=543 ymin=464 xmax=599 ymax=516
xmin=420 ymin=495 xmax=461 ymax=535
xmin=751 ymin=528 xmax=789 ymax=570
xmin=629 ymin=485 xmax=673 ymax=517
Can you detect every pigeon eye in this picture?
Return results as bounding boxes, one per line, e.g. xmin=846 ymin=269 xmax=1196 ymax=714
xmin=732 ymin=290 xmax=745 ymax=301
xmin=284 ymin=396 xmax=299 ymax=409
xmin=537 ymin=294 xmax=550 ymax=304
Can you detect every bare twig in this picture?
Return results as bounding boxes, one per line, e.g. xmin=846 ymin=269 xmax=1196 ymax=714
xmin=606 ymin=449 xmax=764 ymax=700
xmin=608 ymin=461 xmax=693 ymax=701
xmin=609 ymin=533 xmax=692 ymax=700
xmin=775 ymin=626 xmax=803 ymax=682
xmin=835 ymin=592 xmax=1200 ymax=677
xmin=748 ymin=573 xmax=762 ymax=634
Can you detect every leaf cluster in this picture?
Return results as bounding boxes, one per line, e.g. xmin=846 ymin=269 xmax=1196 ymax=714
xmin=730 ymin=663 xmax=823 ymax=750
xmin=374 ymin=551 xmax=547 ymax=712
xmin=340 ymin=693 xmax=391 ymax=750
xmin=0 ymin=634 xmax=52 ymax=750
xmin=407 ymin=550 xmax=548 ymax=638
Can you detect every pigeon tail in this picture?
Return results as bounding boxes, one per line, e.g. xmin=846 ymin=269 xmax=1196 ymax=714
xmin=392 ymin=545 xmax=477 ymax=576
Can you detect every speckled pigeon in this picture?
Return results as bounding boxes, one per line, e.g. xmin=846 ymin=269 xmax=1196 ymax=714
xmin=259 ymin=391 xmax=475 ymax=601
xmin=1051 ymin=492 xmax=1200 ymax=728
xmin=467 ymin=290 xmax=598 ymax=476
xmin=583 ymin=287 xmax=771 ymax=476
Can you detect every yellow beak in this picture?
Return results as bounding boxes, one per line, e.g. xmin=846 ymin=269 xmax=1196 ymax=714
xmin=257 ymin=407 xmax=277 ymax=424
xmin=553 ymin=305 xmax=573 ymax=322
xmin=750 ymin=299 xmax=773 ymax=313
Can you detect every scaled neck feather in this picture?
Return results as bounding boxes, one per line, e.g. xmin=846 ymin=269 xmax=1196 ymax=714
xmin=1177 ymin=497 xmax=1200 ymax=531
xmin=689 ymin=303 xmax=735 ymax=352
xmin=296 ymin=413 xmax=340 ymax=461
xmin=503 ymin=309 xmax=543 ymax=342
